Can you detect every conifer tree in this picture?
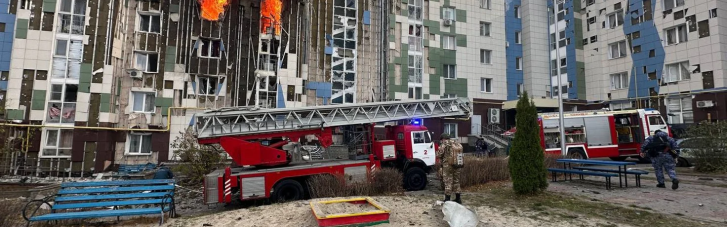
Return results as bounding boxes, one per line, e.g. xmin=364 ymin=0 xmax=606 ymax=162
xmin=508 ymin=92 xmax=548 ymax=194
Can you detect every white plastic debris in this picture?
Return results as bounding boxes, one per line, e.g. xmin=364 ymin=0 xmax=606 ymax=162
xmin=442 ymin=201 xmax=478 ymax=227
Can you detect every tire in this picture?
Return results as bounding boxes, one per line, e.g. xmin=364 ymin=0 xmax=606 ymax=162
xmin=404 ymin=167 xmax=427 ymax=191
xmin=271 ymin=179 xmax=304 ymax=202
xmin=609 ymin=157 xmax=628 ymax=161
xmin=677 ymin=157 xmax=691 ymax=167
xmin=567 ymin=149 xmax=587 ymax=160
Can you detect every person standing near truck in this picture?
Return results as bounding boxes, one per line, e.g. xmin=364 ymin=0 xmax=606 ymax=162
xmin=640 ymin=130 xmax=680 ymax=190
xmin=437 ymin=133 xmax=464 ymax=203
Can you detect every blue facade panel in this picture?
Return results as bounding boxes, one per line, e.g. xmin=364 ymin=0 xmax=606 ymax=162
xmin=623 ymin=0 xmax=664 ymax=98
xmin=505 ymin=0 xmax=523 ymax=100
xmin=0 ymin=0 xmax=15 ymax=73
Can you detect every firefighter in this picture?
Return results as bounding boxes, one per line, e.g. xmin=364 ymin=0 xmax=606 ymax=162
xmin=437 ymin=133 xmax=464 ymax=203
xmin=640 ymin=130 xmax=680 ymax=190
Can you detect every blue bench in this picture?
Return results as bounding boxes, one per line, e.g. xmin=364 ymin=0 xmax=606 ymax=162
xmin=116 ymin=163 xmax=157 ymax=179
xmin=547 ymin=168 xmax=618 ymax=190
xmin=573 ymin=166 xmax=649 ymax=187
xmin=23 ymin=179 xmax=176 ymax=226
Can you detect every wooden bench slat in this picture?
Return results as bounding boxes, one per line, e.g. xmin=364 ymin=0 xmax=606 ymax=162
xmin=55 ymin=192 xmax=173 ymax=202
xmin=53 ymin=199 xmax=170 ymax=210
xmin=58 ymin=185 xmax=175 ymax=195
xmin=62 ymin=179 xmax=175 ymax=188
xmin=547 ymin=168 xmax=618 ymax=177
xmin=29 ymin=207 xmax=163 ymax=221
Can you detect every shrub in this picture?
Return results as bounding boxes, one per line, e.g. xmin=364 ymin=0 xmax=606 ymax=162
xmin=508 ymin=92 xmax=548 ymax=194
xmin=682 ymin=121 xmax=727 ymax=173
xmin=171 ymin=129 xmax=226 ymax=185
xmin=307 ymin=168 xmax=404 ymax=198
xmin=460 ymin=156 xmax=509 ymax=188
xmin=0 ymin=199 xmax=24 ymax=226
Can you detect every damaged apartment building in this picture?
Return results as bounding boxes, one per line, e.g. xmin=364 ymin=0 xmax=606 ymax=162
xmin=0 ymin=0 xmax=384 ymax=175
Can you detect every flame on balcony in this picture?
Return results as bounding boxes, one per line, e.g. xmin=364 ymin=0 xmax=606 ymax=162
xmin=199 ymin=0 xmax=230 ymax=21
xmin=261 ymin=0 xmax=282 ymax=35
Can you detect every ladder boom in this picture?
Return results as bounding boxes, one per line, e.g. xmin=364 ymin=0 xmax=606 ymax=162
xmin=195 ymin=98 xmax=472 ymax=139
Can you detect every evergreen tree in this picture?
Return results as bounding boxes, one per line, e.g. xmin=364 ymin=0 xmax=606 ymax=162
xmin=508 ymin=92 xmax=548 ymax=194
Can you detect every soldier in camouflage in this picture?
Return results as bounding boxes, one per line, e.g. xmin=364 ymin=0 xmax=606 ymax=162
xmin=437 ymin=133 xmax=464 ymax=204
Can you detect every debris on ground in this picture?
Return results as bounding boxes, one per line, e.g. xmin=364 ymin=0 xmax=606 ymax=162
xmin=442 ymin=201 xmax=478 ymax=227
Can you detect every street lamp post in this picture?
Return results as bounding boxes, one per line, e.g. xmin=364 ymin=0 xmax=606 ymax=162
xmin=551 ymin=0 xmax=567 ymax=157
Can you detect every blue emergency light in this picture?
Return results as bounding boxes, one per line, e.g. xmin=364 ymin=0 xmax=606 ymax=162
xmin=411 ymin=119 xmax=422 ymax=125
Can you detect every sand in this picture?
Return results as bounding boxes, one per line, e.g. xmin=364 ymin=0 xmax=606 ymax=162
xmin=316 ymin=202 xmax=381 ymax=216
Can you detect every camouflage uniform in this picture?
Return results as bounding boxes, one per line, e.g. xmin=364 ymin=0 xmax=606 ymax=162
xmin=437 ymin=139 xmax=462 ymax=195
xmin=641 ymin=131 xmax=679 ymax=186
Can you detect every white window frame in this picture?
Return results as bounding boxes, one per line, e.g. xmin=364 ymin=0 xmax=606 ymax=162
xmin=127 ymin=133 xmax=153 ymax=155
xmin=514 ymin=6 xmax=521 ymax=18
xmin=408 ymin=86 xmax=423 ymax=99
xmin=132 ymin=91 xmax=155 ymax=113
xmin=480 ymin=22 xmax=491 ymax=36
xmin=442 ymin=93 xmax=457 ymax=98
xmin=40 ymin=128 xmax=73 ymax=158
xmin=515 ymin=31 xmax=522 ymax=44
xmin=480 ymin=0 xmax=491 ymax=9
xmin=610 ymin=72 xmax=629 ymax=90
xmin=198 ymin=38 xmax=222 ymax=58
xmin=480 ymin=49 xmax=492 ymax=64
xmin=408 ymin=54 xmax=423 ymax=83
xmin=442 ymin=7 xmax=456 ymax=21
xmin=664 ymin=0 xmax=685 ymax=11
xmin=517 ymin=83 xmax=524 ymax=96
xmin=47 ymin=83 xmax=77 ymax=124
xmin=481 ymin=78 xmax=493 ymax=93
xmin=664 ymin=61 xmax=690 ymax=83
xmin=408 ymin=0 xmax=423 ymax=21
xmin=606 ymin=10 xmax=624 ymax=29
xmin=52 ymin=38 xmax=83 ymax=80
xmin=665 ymin=24 xmax=687 ymax=46
xmin=667 ymin=96 xmax=693 ymax=124
xmin=137 ymin=12 xmax=161 ymax=34
xmin=443 ymin=64 xmax=456 ymax=79
xmin=57 ymin=0 xmax=87 ymax=35
xmin=442 ymin=35 xmax=456 ymax=50
xmin=515 ymin=57 xmax=523 ymax=70
xmin=608 ymin=41 xmax=627 ymax=59
xmin=444 ymin=123 xmax=458 ymax=138
xmin=134 ymin=51 xmax=159 ymax=73
xmin=198 ymin=75 xmax=220 ymax=96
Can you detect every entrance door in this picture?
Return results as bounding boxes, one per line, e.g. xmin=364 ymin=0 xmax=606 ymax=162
xmin=646 ymin=115 xmax=668 ymax=136
xmin=411 ymin=131 xmax=435 ymax=166
xmin=471 ymin=115 xmax=482 ymax=135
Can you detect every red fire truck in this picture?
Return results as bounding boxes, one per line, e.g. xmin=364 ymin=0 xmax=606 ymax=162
xmin=195 ymin=98 xmax=472 ymax=204
xmin=538 ymin=108 xmax=671 ymax=161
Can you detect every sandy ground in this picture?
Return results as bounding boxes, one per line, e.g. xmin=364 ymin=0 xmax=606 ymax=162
xmin=159 ymin=195 xmax=626 ymax=227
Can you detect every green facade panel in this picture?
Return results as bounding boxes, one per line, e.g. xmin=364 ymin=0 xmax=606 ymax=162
xmin=456 ymin=34 xmax=467 ymax=47
xmin=31 ymin=90 xmax=47 ymax=110
xmin=15 ymin=19 xmax=28 ymax=39
xmin=165 ymin=46 xmax=177 ymax=72
xmin=455 ymin=10 xmax=466 ymax=23
xmin=79 ymin=63 xmax=93 ymax=84
xmin=43 ymin=0 xmax=58 ymax=13
xmin=6 ymin=109 xmax=24 ymax=120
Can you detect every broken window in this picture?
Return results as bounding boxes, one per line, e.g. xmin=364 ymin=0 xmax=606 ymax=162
xmin=134 ymin=52 xmax=159 ymax=73
xmin=139 ymin=13 xmax=162 ymax=33
xmin=665 ymin=24 xmax=687 ymax=45
xmin=609 ymin=41 xmax=627 ymax=59
xmin=132 ymin=92 xmax=155 ymax=113
xmin=632 ymin=45 xmax=641 ymax=53
xmin=710 ymin=9 xmax=717 ymax=18
xmin=702 ymin=71 xmax=714 ymax=89
xmin=664 ymin=61 xmax=690 ymax=82
xmin=606 ymin=11 xmax=623 ymax=28
xmin=610 ymin=72 xmax=628 ymax=90
xmin=698 ymin=20 xmax=710 ymax=38
xmin=42 ymin=129 xmax=73 ymax=157
xmin=53 ymin=39 xmax=82 ymax=79
xmin=408 ymin=55 xmax=423 ymax=83
xmin=408 ymin=0 xmax=422 ymax=21
xmin=287 ymin=85 xmax=295 ymax=101
xmin=198 ymin=76 xmax=219 ymax=96
xmin=199 ymin=38 xmax=222 ymax=58
xmin=47 ymin=84 xmax=77 ymax=124
xmin=664 ymin=0 xmax=684 ymax=11
xmin=57 ymin=0 xmax=86 ymax=35
xmin=408 ymin=24 xmax=423 ymax=52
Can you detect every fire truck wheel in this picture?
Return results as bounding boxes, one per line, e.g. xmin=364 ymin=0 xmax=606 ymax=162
xmin=609 ymin=157 xmax=628 ymax=161
xmin=271 ymin=179 xmax=304 ymax=202
xmin=567 ymin=149 xmax=587 ymax=160
xmin=404 ymin=167 xmax=427 ymax=191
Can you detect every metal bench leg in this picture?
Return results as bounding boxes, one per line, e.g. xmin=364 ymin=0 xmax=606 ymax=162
xmin=606 ymin=177 xmax=611 ymax=190
xmin=551 ymin=172 xmax=556 ymax=182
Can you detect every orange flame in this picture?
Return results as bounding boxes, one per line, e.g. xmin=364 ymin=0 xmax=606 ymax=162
xmin=261 ymin=0 xmax=282 ymax=35
xmin=199 ymin=0 xmax=230 ymax=21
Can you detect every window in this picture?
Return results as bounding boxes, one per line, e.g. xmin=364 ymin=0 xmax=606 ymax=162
xmin=667 ymin=96 xmax=693 ymax=124
xmin=47 ymin=84 xmax=77 ymax=123
xmin=514 ymin=6 xmax=521 ymax=18
xmin=480 ymin=49 xmax=492 ymax=64
xmin=442 ymin=35 xmax=456 ymax=50
xmin=443 ymin=64 xmax=456 ymax=79
xmin=481 ymin=78 xmax=492 ymax=93
xmin=607 ymin=11 xmax=624 ymax=28
xmin=134 ymin=52 xmax=159 ymax=72
xmin=515 ymin=31 xmax=522 ymax=44
xmin=408 ymin=55 xmax=423 ymax=83
xmin=408 ymin=24 xmax=423 ymax=52
xmin=128 ymin=133 xmax=153 ymax=155
xmin=52 ymin=39 xmax=82 ymax=79
xmin=610 ymin=72 xmax=628 ymax=90
xmin=664 ymin=61 xmax=690 ymax=82
xmin=515 ymin=57 xmax=522 ymax=70
xmin=408 ymin=87 xmax=422 ymax=99
xmin=413 ymin=131 xmax=431 ymax=144
xmin=665 ymin=24 xmax=687 ymax=45
xmin=517 ymin=83 xmax=524 ymax=96
xmin=58 ymin=0 xmax=87 ymax=35
xmin=480 ymin=0 xmax=490 ymax=9
xmin=608 ymin=41 xmax=627 ymax=59
xmin=587 ymin=0 xmax=595 ymax=6
xmin=442 ymin=7 xmax=455 ymax=20
xmin=138 ymin=12 xmax=161 ymax=33
xmin=444 ymin=123 xmax=458 ymax=138
xmin=648 ymin=116 xmax=665 ymax=125
xmin=199 ymin=38 xmax=222 ymax=58
xmin=664 ymin=0 xmax=685 ymax=11
xmin=442 ymin=93 xmax=457 ymax=98
xmin=710 ymin=9 xmax=717 ymax=18
xmin=198 ymin=76 xmax=219 ymax=95
xmin=132 ymin=92 xmax=155 ymax=113
xmin=42 ymin=129 xmax=73 ymax=157
xmin=479 ymin=22 xmax=491 ymax=36
xmin=408 ymin=0 xmax=423 ymax=21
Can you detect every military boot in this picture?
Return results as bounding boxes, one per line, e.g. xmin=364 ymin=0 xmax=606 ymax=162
xmin=444 ymin=195 xmax=450 ymax=202
xmin=454 ymin=193 xmax=461 ymax=204
xmin=672 ymin=179 xmax=679 ymax=190
xmin=656 ymin=183 xmax=666 ymax=188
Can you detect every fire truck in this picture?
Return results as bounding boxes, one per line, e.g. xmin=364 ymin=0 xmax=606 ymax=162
xmin=538 ymin=108 xmax=671 ymax=161
xmin=195 ymin=98 xmax=472 ymax=204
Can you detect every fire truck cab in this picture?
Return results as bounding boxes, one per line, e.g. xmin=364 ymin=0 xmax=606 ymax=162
xmin=539 ymin=108 xmax=670 ymax=161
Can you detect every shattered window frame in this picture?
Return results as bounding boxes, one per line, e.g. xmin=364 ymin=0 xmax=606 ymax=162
xmin=57 ymin=0 xmax=86 ymax=35
xmin=199 ymin=38 xmax=222 ymax=59
xmin=198 ymin=75 xmax=220 ymax=96
xmin=138 ymin=12 xmax=162 ymax=34
xmin=134 ymin=51 xmax=159 ymax=73
xmin=41 ymin=128 xmax=73 ymax=158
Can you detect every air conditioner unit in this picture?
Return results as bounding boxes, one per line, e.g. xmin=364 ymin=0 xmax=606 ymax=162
xmin=443 ymin=19 xmax=454 ymax=26
xmin=696 ymin=100 xmax=715 ymax=108
xmin=489 ymin=108 xmax=500 ymax=123
xmin=126 ymin=69 xmax=143 ymax=79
